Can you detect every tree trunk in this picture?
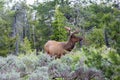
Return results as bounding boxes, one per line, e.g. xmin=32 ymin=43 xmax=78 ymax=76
xmin=32 ymin=26 xmax=36 ymax=49
xmin=104 ymin=28 xmax=110 ymax=47
xmin=11 ymin=2 xmax=29 ymax=55
xmin=12 ymin=12 xmax=19 ymax=55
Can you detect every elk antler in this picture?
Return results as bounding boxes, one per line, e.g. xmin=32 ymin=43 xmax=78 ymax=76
xmin=65 ymin=27 xmax=80 ymax=35
xmin=65 ymin=26 xmax=71 ymax=36
xmin=71 ymin=30 xmax=80 ymax=35
xmin=65 ymin=26 xmax=71 ymax=31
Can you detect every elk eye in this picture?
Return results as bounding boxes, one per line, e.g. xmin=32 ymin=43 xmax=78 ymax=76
xmin=71 ymin=35 xmax=75 ymax=37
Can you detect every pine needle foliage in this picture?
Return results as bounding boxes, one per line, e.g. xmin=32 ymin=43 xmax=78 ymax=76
xmin=50 ymin=6 xmax=67 ymax=41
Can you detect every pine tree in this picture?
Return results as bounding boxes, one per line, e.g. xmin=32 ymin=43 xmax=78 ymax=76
xmin=0 ymin=0 xmax=15 ymax=56
xmin=50 ymin=6 xmax=67 ymax=41
xmin=20 ymin=37 xmax=32 ymax=54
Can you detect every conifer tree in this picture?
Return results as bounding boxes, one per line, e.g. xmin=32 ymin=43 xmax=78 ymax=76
xmin=0 ymin=0 xmax=15 ymax=56
xmin=50 ymin=6 xmax=67 ymax=41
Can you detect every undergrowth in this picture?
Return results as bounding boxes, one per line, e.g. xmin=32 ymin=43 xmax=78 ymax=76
xmin=0 ymin=46 xmax=120 ymax=80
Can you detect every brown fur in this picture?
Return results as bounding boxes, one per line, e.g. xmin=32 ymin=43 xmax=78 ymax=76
xmin=44 ymin=27 xmax=83 ymax=58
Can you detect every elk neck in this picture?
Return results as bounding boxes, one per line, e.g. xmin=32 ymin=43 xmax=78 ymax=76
xmin=64 ymin=39 xmax=76 ymax=51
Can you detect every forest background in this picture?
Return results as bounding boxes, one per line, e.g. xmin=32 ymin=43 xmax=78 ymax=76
xmin=0 ymin=0 xmax=120 ymax=80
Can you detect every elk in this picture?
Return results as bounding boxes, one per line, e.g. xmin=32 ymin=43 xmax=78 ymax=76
xmin=44 ymin=27 xmax=83 ymax=58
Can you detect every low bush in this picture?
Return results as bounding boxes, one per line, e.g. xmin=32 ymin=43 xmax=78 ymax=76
xmin=0 ymin=46 xmax=119 ymax=80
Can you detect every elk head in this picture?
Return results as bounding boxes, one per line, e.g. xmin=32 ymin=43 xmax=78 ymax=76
xmin=65 ymin=26 xmax=83 ymax=43
xmin=63 ymin=26 xmax=83 ymax=51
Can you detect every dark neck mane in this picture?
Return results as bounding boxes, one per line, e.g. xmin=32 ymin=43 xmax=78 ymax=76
xmin=64 ymin=40 xmax=76 ymax=51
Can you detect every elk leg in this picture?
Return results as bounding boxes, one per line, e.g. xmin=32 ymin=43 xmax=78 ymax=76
xmin=63 ymin=50 xmax=69 ymax=55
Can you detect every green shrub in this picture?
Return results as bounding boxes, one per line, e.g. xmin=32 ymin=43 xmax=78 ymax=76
xmin=83 ymin=46 xmax=120 ymax=79
xmin=0 ymin=46 xmax=119 ymax=80
xmin=29 ymin=67 xmax=49 ymax=80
